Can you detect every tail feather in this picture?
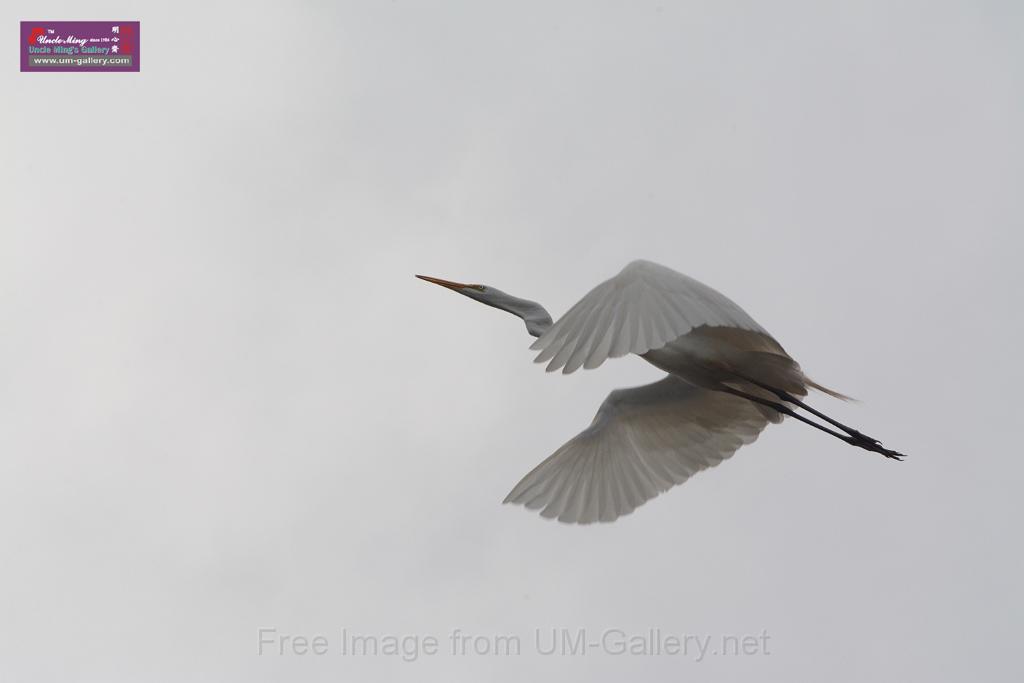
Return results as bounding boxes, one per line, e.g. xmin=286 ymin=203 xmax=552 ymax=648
xmin=805 ymin=377 xmax=854 ymax=402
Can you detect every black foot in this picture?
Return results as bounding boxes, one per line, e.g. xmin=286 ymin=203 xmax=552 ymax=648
xmin=845 ymin=433 xmax=906 ymax=461
xmin=847 ymin=429 xmax=881 ymax=446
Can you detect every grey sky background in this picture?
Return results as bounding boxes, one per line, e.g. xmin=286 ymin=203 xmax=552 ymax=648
xmin=2 ymin=1 xmax=1022 ymax=680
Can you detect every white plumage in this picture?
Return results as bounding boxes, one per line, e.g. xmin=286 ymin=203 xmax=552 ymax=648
xmin=417 ymin=260 xmax=903 ymax=524
xmin=502 ymin=376 xmax=770 ymax=523
xmin=530 ymin=260 xmax=766 ymax=374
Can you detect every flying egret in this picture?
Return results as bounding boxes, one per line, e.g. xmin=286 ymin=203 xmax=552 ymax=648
xmin=417 ymin=260 xmax=904 ymax=524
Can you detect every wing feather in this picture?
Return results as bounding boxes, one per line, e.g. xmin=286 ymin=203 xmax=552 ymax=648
xmin=503 ymin=375 xmax=771 ymax=524
xmin=530 ymin=260 xmax=765 ymax=374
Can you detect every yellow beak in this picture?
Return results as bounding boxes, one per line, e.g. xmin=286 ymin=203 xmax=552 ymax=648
xmin=416 ymin=274 xmax=474 ymax=291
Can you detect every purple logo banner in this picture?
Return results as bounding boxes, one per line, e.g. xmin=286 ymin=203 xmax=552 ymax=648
xmin=21 ymin=21 xmax=140 ymax=72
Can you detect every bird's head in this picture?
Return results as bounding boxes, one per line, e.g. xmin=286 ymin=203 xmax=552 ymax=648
xmin=415 ymin=274 xmax=490 ymax=301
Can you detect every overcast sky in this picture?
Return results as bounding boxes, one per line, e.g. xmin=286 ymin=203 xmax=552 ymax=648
xmin=2 ymin=1 xmax=1022 ymax=681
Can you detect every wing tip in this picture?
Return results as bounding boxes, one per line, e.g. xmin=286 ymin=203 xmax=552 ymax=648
xmin=503 ymin=496 xmax=642 ymax=525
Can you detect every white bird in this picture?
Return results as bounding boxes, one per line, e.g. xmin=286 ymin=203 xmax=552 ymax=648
xmin=418 ymin=260 xmax=904 ymax=524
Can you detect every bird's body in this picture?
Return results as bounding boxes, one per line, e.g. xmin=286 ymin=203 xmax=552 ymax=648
xmin=418 ymin=260 xmax=903 ymax=524
xmin=643 ymin=326 xmax=804 ymax=398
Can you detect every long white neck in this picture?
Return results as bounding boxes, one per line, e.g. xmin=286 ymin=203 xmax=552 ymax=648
xmin=472 ymin=287 xmax=553 ymax=338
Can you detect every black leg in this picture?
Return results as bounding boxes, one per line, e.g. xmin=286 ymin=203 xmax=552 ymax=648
xmin=719 ymin=385 xmax=905 ymax=461
xmin=772 ymin=388 xmax=874 ymax=439
xmin=732 ymin=375 xmax=892 ymax=448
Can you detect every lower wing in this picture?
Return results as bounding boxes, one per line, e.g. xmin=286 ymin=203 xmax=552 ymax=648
xmin=503 ymin=375 xmax=772 ymax=523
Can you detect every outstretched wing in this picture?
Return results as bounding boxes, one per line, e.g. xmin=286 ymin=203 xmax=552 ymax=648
xmin=503 ymin=375 xmax=772 ymax=524
xmin=530 ymin=260 xmax=766 ymax=374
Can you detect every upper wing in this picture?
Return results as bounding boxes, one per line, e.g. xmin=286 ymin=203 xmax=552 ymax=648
xmin=530 ymin=260 xmax=766 ymax=374
xmin=503 ymin=375 xmax=772 ymax=524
